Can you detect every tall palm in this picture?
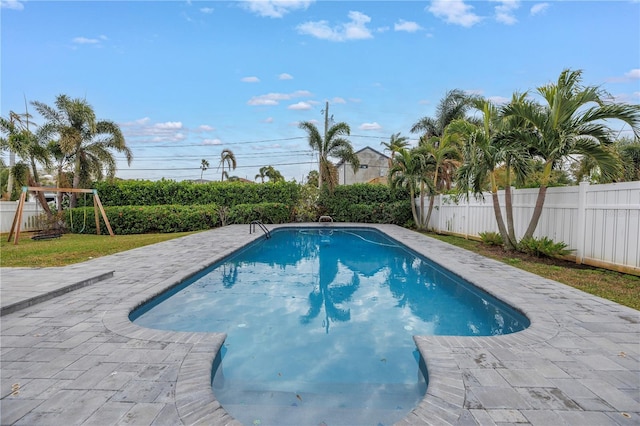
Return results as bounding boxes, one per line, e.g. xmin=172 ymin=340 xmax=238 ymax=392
xmin=218 ymin=148 xmax=236 ymax=181
xmin=380 ymin=132 xmax=409 ymax=170
xmin=299 ymin=120 xmax=359 ymax=190
xmin=199 ymin=159 xmax=210 ymax=180
xmin=264 ymin=165 xmax=284 ymax=182
xmin=255 ymin=166 xmax=268 ymax=183
xmin=0 ymin=111 xmax=53 ymax=213
xmin=411 ymin=89 xmax=475 ymax=141
xmin=503 ymin=68 xmax=640 ymax=240
xmin=451 ymin=97 xmax=531 ymax=250
xmin=32 ymin=94 xmax=132 ymax=207
xmin=389 ymin=148 xmax=432 ymax=229
xmin=415 ymin=135 xmax=461 ymax=230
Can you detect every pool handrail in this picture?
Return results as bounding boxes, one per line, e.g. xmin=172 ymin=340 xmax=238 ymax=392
xmin=249 ymin=220 xmax=271 ymax=239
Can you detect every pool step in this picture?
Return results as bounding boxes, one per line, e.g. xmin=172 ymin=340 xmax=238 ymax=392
xmin=214 ymin=380 xmax=421 ymax=425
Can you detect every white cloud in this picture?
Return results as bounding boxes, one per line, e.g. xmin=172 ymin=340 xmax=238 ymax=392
xmin=530 ymin=3 xmax=549 ymax=16
xmin=263 ymin=117 xmax=274 ymax=123
xmin=394 ymin=19 xmax=422 ymax=33
xmin=247 ymin=90 xmax=313 ymax=106
xmin=202 ymin=138 xmax=222 ymax=145
xmin=242 ymin=0 xmax=314 ymax=18
xmin=120 ymin=118 xmax=187 ymax=143
xmin=196 ymin=125 xmax=215 ymax=132
xmin=359 ymin=122 xmax=382 ymax=131
xmin=279 ymin=73 xmax=294 ymax=80
xmin=200 ymin=7 xmax=214 ymax=14
xmin=494 ymin=0 xmax=519 ymax=25
xmin=288 ymin=101 xmax=313 ymax=110
xmin=487 ymin=95 xmax=510 ymax=105
xmin=332 ymin=97 xmax=347 ymax=104
xmin=72 ymin=36 xmax=102 ymax=45
xmin=607 ymin=69 xmax=640 ymax=83
xmin=241 ymin=76 xmax=260 ymax=83
xmin=1 ymin=0 xmax=24 ymax=10
xmin=625 ymin=69 xmax=640 ymax=79
xmin=155 ymin=121 xmax=183 ymax=130
xmin=427 ymin=0 xmax=482 ymax=27
xmin=297 ymin=11 xmax=374 ymax=42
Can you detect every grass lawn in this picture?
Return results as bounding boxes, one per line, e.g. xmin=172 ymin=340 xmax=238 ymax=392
xmin=426 ymin=232 xmax=640 ymax=311
xmin=0 ymin=231 xmax=198 ymax=267
xmin=1 ymin=229 xmax=637 ymax=311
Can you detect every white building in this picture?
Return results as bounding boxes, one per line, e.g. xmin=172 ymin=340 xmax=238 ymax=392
xmin=336 ymin=147 xmax=389 ymax=185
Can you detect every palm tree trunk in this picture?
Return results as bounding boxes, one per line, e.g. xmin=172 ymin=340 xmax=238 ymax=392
xmin=522 ymin=185 xmax=547 ymax=240
xmin=409 ymin=188 xmax=420 ymax=227
xmin=490 ymin=173 xmax=515 ymax=250
xmin=491 ymin=190 xmax=514 ymax=250
xmin=424 ymin=194 xmax=435 ymax=231
xmin=523 ymin=160 xmax=553 ymax=241
xmin=27 ymin=175 xmax=53 ymax=217
xmin=504 ymin=159 xmax=517 ymax=247
xmin=418 ymin=182 xmax=424 ymax=229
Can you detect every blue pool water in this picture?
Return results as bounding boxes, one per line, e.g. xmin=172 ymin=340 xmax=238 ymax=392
xmin=131 ymin=228 xmax=529 ymax=425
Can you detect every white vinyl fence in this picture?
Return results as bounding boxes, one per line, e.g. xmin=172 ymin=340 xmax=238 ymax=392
xmin=422 ymin=181 xmax=640 ymax=275
xmin=0 ymin=200 xmax=44 ymax=233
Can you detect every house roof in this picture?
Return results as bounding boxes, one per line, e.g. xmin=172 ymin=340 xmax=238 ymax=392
xmin=336 ymin=146 xmax=389 ymax=166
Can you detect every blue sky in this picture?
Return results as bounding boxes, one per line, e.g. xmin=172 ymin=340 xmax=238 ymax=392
xmin=2 ymin=0 xmax=639 ymax=182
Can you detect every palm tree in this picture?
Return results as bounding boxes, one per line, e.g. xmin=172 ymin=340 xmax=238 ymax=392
xmin=389 ymin=148 xmax=432 ymax=229
xmin=218 ymin=148 xmax=236 ymax=181
xmin=380 ymin=132 xmax=409 ymax=170
xmin=299 ymin=110 xmax=359 ymax=190
xmin=415 ymin=135 xmax=461 ymax=230
xmin=411 ymin=89 xmax=475 ymax=141
xmin=0 ymin=111 xmax=53 ymax=213
xmin=503 ymin=68 xmax=640 ymax=240
xmin=32 ymin=94 xmax=133 ymax=207
xmin=199 ymin=159 xmax=209 ymax=180
xmin=264 ymin=165 xmax=284 ymax=182
xmin=255 ymin=166 xmax=267 ymax=183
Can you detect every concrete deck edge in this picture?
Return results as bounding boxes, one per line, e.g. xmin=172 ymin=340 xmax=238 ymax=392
xmin=0 ymin=270 xmax=114 ymax=316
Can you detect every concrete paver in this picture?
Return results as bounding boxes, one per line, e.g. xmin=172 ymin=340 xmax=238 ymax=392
xmin=1 ymin=224 xmax=639 ymax=425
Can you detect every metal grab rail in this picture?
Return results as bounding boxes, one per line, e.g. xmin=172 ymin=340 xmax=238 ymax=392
xmin=250 ymin=220 xmax=271 ymax=239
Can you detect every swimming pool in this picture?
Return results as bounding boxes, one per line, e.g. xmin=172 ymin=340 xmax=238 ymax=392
xmin=131 ymin=227 xmax=529 ymax=425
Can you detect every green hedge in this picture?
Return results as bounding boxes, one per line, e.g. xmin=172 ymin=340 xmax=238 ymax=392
xmin=228 ymin=202 xmax=292 ymax=224
xmin=317 ymin=184 xmax=411 ymax=225
xmin=70 ymin=181 xmax=413 ymax=233
xmin=66 ymin=204 xmax=221 ymax=235
xmin=93 ymin=180 xmax=300 ymax=207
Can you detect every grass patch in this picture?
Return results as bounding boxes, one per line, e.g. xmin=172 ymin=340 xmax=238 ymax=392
xmin=426 ymin=232 xmax=640 ymax=311
xmin=0 ymin=232 xmax=199 ymax=267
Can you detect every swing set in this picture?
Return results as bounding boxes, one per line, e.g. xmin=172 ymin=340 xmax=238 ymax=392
xmin=7 ymin=186 xmax=114 ymax=245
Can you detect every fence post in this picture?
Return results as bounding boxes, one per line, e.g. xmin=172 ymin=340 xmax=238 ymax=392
xmin=575 ymin=181 xmax=589 ymax=264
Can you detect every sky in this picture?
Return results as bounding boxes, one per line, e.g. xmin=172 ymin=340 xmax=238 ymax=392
xmin=2 ymin=0 xmax=639 ymax=183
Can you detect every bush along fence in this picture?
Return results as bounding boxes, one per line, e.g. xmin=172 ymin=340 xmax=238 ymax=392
xmin=424 ymin=181 xmax=640 ymax=275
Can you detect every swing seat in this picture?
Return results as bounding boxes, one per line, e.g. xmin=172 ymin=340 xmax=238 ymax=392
xmin=31 ymin=229 xmax=63 ymax=240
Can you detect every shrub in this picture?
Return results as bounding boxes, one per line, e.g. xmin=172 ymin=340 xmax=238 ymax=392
xmin=479 ymin=231 xmax=503 ymax=246
xmin=228 ymin=203 xmax=291 ymax=224
xmin=518 ymin=236 xmax=572 ymax=258
xmin=93 ymin=180 xmax=300 ymax=208
xmin=66 ymin=204 xmax=220 ymax=235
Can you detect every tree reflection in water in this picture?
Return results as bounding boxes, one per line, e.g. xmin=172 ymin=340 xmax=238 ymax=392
xmin=299 ymin=241 xmax=360 ymax=333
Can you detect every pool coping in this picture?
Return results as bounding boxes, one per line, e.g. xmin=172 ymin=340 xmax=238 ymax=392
xmin=2 ymin=223 xmax=639 ymax=425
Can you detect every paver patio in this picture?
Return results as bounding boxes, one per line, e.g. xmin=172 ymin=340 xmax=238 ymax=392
xmin=1 ymin=224 xmax=638 ymax=425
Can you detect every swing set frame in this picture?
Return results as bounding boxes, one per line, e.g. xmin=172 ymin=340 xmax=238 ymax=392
xmin=8 ymin=186 xmax=114 ymax=245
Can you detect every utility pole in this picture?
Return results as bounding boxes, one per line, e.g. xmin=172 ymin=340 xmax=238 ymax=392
xmin=324 ymin=100 xmax=329 ymax=144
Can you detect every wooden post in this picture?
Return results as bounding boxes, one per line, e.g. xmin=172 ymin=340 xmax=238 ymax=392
xmin=93 ymin=193 xmax=101 ymax=235
xmin=93 ymin=193 xmax=114 ymax=236
xmin=8 ymin=188 xmax=27 ymax=244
